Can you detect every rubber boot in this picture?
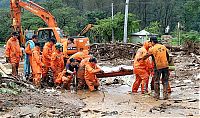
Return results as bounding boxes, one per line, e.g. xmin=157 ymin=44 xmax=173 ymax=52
xmin=151 ymin=77 xmax=155 ymax=90
xmin=163 ymin=83 xmax=168 ymax=100
xmin=154 ymin=81 xmax=160 ymax=99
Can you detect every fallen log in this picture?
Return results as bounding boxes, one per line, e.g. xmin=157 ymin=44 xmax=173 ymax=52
xmin=97 ymin=69 xmax=133 ymax=78
xmin=96 ymin=65 xmax=175 ymax=78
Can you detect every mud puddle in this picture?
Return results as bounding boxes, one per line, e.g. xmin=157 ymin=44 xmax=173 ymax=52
xmin=80 ymin=81 xmax=199 ymax=117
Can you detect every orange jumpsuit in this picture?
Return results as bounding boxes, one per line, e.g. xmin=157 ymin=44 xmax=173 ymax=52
xmin=148 ymin=43 xmax=169 ymax=99
xmin=84 ymin=62 xmax=101 ymax=91
xmin=77 ymin=57 xmax=91 ymax=88
xmin=5 ymin=37 xmax=22 ymax=76
xmin=55 ymin=70 xmax=72 ymax=88
xmin=132 ymin=42 xmax=150 ymax=94
xmin=51 ymin=51 xmax=64 ymax=82
xmin=32 ymin=46 xmax=43 ymax=86
xmin=67 ymin=50 xmax=89 ymax=63
xmin=62 ymin=41 xmax=69 ymax=59
xmin=42 ymin=42 xmax=53 ymax=77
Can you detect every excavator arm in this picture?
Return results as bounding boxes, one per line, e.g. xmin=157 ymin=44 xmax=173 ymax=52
xmin=10 ymin=0 xmax=57 ymax=28
xmin=10 ymin=0 xmax=58 ymax=45
xmin=77 ymin=24 xmax=93 ymax=36
xmin=18 ymin=0 xmax=57 ymax=27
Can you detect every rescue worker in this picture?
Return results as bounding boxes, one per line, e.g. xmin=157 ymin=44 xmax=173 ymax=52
xmin=42 ymin=38 xmax=56 ymax=78
xmin=62 ymin=37 xmax=74 ymax=64
xmin=55 ymin=58 xmax=79 ymax=89
xmin=150 ymin=55 xmax=173 ymax=93
xmin=5 ymin=32 xmax=22 ymax=77
xmin=84 ymin=57 xmax=103 ymax=92
xmin=139 ymin=36 xmax=170 ymax=99
xmin=132 ymin=41 xmax=152 ymax=94
xmin=67 ymin=50 xmax=89 ymax=64
xmin=51 ymin=43 xmax=64 ymax=83
xmin=77 ymin=55 xmax=92 ymax=89
xmin=24 ymin=34 xmax=38 ymax=78
xmin=32 ymin=43 xmax=43 ymax=87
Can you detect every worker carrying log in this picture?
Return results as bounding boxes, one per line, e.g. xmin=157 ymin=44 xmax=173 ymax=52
xmin=51 ymin=43 xmax=64 ymax=83
xmin=139 ymin=36 xmax=170 ymax=100
xmin=42 ymin=38 xmax=56 ymax=79
xmin=24 ymin=34 xmax=38 ymax=79
xmin=32 ymin=43 xmax=44 ymax=88
xmin=5 ymin=32 xmax=22 ymax=77
xmin=84 ymin=57 xmax=104 ymax=92
xmin=132 ymin=41 xmax=152 ymax=94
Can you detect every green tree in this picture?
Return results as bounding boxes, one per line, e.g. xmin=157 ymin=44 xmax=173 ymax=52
xmin=182 ymin=0 xmax=200 ymax=32
xmin=52 ymin=7 xmax=84 ymax=35
xmin=21 ymin=11 xmax=45 ymax=30
xmin=0 ymin=9 xmax=11 ymax=41
xmin=92 ymin=12 xmax=140 ymax=42
xmin=145 ymin=21 xmax=160 ymax=34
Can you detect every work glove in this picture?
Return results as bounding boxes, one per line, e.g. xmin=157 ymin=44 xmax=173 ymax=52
xmin=6 ymin=57 xmax=10 ymax=63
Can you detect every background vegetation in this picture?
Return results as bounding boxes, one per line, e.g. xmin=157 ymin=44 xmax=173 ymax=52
xmin=0 ymin=0 xmax=200 ymax=43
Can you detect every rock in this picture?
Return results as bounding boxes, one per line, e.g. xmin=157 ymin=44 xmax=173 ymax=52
xmin=194 ymin=86 xmax=199 ymax=88
xmin=176 ymin=84 xmax=186 ymax=87
xmin=196 ymin=73 xmax=200 ymax=79
xmin=175 ymin=80 xmax=180 ymax=84
xmin=188 ymin=99 xmax=199 ymax=102
xmin=74 ymin=112 xmax=81 ymax=116
xmin=149 ymin=109 xmax=153 ymax=113
xmin=93 ymin=109 xmax=101 ymax=113
xmin=46 ymin=110 xmax=56 ymax=117
xmin=171 ymin=99 xmax=182 ymax=103
xmin=183 ymin=79 xmax=192 ymax=83
xmin=82 ymin=109 xmax=91 ymax=113
xmin=101 ymin=111 xmax=118 ymax=116
xmin=187 ymin=113 xmax=193 ymax=116
xmin=35 ymin=103 xmax=42 ymax=108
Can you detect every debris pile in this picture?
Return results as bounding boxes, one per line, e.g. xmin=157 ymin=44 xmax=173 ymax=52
xmin=90 ymin=43 xmax=141 ymax=61
xmin=90 ymin=42 xmax=200 ymax=61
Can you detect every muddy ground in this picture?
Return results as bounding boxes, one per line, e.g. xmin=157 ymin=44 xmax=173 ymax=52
xmin=0 ymin=46 xmax=200 ymax=118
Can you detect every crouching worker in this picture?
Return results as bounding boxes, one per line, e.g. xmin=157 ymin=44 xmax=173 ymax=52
xmin=77 ymin=56 xmax=92 ymax=89
xmin=84 ymin=57 xmax=103 ymax=92
xmin=55 ymin=69 xmax=74 ymax=89
xmin=32 ymin=43 xmax=44 ymax=87
xmin=55 ymin=58 xmax=79 ymax=89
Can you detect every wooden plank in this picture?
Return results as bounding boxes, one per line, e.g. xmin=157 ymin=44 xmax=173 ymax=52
xmin=96 ymin=67 xmax=175 ymax=78
xmin=97 ymin=70 xmax=133 ymax=78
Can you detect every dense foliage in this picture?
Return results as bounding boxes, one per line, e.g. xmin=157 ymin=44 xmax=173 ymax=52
xmin=0 ymin=0 xmax=199 ymax=42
